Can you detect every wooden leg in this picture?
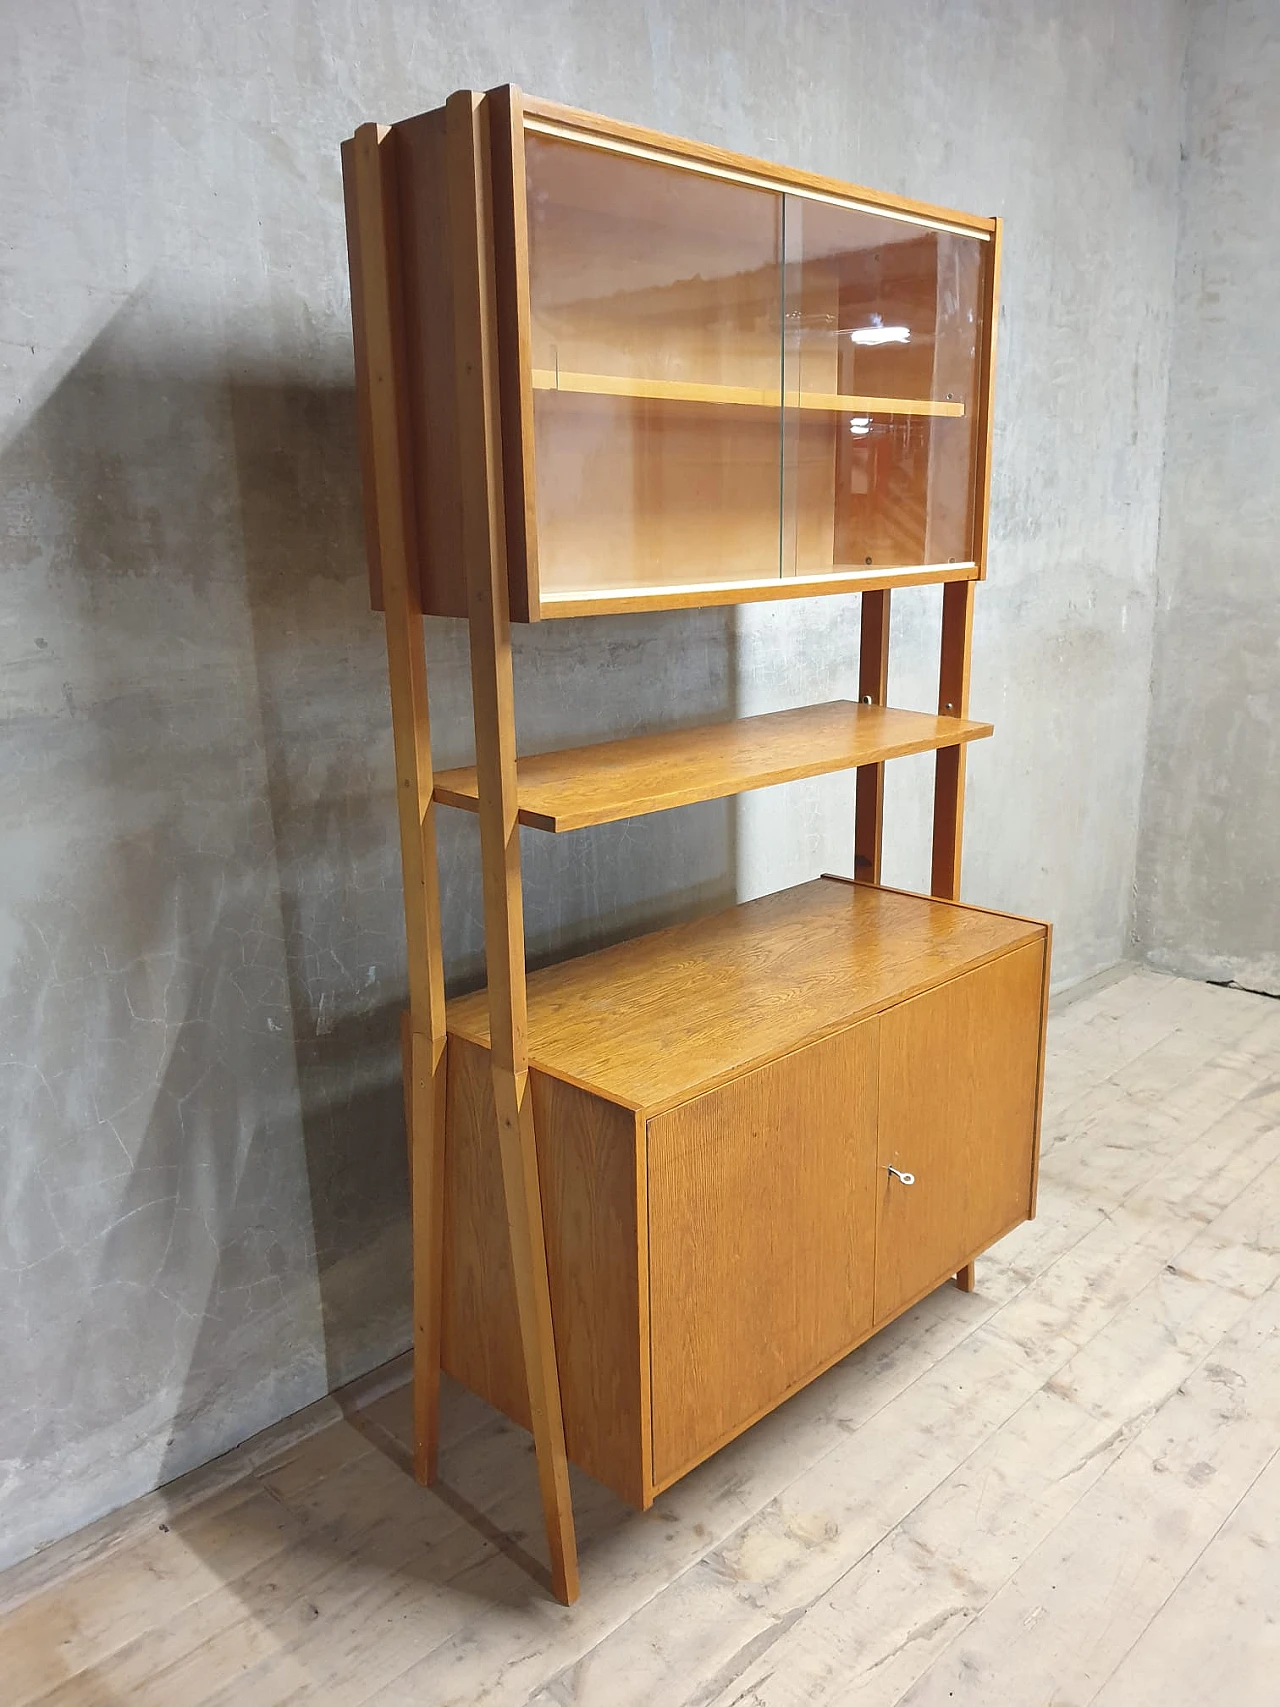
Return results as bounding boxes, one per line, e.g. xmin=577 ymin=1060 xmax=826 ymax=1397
xmin=409 ymin=1027 xmax=448 ymax=1486
xmin=492 ymin=1067 xmax=579 ymax=1605
xmin=446 ymin=89 xmax=579 ymax=1603
xmin=400 ymin=1009 xmax=413 ymax=1185
xmin=938 ymin=581 xmax=979 ymax=1301
xmin=344 ymin=126 xmax=451 ymax=1500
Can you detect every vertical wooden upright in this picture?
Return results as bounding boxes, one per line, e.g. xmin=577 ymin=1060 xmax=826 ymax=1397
xmin=930 ymin=578 xmax=976 ymax=902
xmin=341 ymin=125 xmax=450 ymax=1484
xmin=933 ymin=219 xmax=1001 ymax=1297
xmin=854 ymin=589 xmax=892 ymax=882
xmin=931 ymin=216 xmax=1001 ymax=907
xmin=444 ymin=90 xmax=579 ymax=1606
xmin=933 ymin=571 xmax=976 ymax=1301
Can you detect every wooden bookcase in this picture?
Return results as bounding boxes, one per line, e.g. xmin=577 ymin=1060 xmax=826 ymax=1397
xmin=342 ymin=87 xmax=1050 ymax=1605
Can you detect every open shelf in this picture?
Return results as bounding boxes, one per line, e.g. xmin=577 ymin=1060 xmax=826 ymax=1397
xmin=447 ymin=878 xmax=1042 ymax=1114
xmin=433 ymin=700 xmax=992 ymax=832
xmin=531 ymin=368 xmax=965 ymax=419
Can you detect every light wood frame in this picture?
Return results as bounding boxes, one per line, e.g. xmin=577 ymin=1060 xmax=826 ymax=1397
xmin=342 ymin=86 xmax=1003 ymax=1605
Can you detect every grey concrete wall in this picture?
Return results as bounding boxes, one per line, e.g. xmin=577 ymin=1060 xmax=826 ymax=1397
xmin=1135 ymin=0 xmax=1280 ymax=996
xmin=1 ymin=1 xmax=1185 ymax=1567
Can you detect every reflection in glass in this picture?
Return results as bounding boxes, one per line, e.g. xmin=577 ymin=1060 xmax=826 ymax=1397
xmin=781 ymin=196 xmax=985 ymax=576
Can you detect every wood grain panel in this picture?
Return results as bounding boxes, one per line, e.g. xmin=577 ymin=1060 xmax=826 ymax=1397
xmin=434 ymin=700 xmax=992 ymax=832
xmin=874 ymin=938 xmax=1047 ymax=1322
xmin=486 ymin=84 xmax=540 ymax=620
xmin=447 ymin=878 xmax=1044 ymax=1116
xmin=647 ymin=1027 xmax=878 ymax=1485
xmin=339 ymin=133 xmax=386 ymax=612
xmin=393 ymin=110 xmax=468 ymax=618
xmin=441 ymin=1037 xmax=649 ymax=1508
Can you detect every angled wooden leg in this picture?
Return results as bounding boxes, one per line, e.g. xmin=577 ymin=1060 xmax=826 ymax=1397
xmin=400 ymin=1010 xmax=413 ymax=1183
xmin=446 ymin=89 xmax=578 ymax=1603
xmin=409 ymin=1027 xmax=449 ymax=1484
xmin=400 ymin=1012 xmax=448 ymax=1478
xmin=392 ymin=1013 xmax=449 ymax=1484
xmin=343 ymin=125 xmax=450 ymax=1490
xmin=955 ymin=1261 xmax=976 ymax=1293
xmin=492 ymin=1068 xmax=578 ymax=1602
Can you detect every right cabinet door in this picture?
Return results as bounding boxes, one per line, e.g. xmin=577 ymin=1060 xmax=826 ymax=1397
xmin=874 ymin=938 xmax=1046 ymax=1323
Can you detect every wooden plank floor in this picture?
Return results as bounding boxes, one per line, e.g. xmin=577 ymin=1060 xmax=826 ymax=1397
xmin=3 ymin=964 xmax=1279 ymax=1706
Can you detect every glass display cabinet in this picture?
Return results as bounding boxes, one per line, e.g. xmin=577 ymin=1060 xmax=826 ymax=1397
xmin=523 ymin=130 xmax=985 ymax=604
xmin=342 ymin=87 xmax=1048 ymax=1606
xmin=352 ymin=87 xmax=998 ymax=621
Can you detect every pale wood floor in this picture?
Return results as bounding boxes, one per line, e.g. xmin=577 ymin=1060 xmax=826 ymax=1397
xmin=5 ymin=965 xmax=1280 ymax=1706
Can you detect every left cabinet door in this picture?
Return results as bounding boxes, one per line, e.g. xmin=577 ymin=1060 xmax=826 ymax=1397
xmin=646 ymin=1024 xmax=878 ymax=1488
xmin=517 ymin=126 xmax=787 ymax=605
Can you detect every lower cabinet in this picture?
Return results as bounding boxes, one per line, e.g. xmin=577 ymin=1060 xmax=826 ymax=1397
xmin=644 ymin=938 xmax=1046 ymax=1489
xmin=441 ymin=919 xmax=1049 ymax=1510
xmin=647 ymin=1027 xmax=878 ymax=1486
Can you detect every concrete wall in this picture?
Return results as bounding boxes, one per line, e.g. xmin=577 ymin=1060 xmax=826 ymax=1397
xmin=1135 ymin=0 xmax=1280 ymax=996
xmin=1 ymin=1 xmax=1185 ymax=1567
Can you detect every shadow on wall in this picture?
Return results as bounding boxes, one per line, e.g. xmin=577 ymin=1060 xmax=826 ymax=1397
xmin=0 ymin=286 xmax=739 ymax=1553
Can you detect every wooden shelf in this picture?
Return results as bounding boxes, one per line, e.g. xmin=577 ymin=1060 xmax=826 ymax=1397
xmin=531 ymin=367 xmax=965 ymax=419
xmin=433 ymin=700 xmax=992 ymax=833
xmin=447 ymin=878 xmax=1044 ymax=1115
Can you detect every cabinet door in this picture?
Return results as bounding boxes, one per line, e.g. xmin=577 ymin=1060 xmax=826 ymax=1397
xmin=780 ymin=200 xmax=988 ymax=579
xmin=875 ymin=938 xmax=1046 ymax=1323
xmin=647 ymin=1025 xmax=877 ymax=1488
xmin=522 ymin=130 xmax=786 ymax=601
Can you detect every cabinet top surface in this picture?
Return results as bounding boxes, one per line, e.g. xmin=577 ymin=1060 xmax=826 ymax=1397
xmin=447 ymin=879 xmax=1045 ymax=1115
